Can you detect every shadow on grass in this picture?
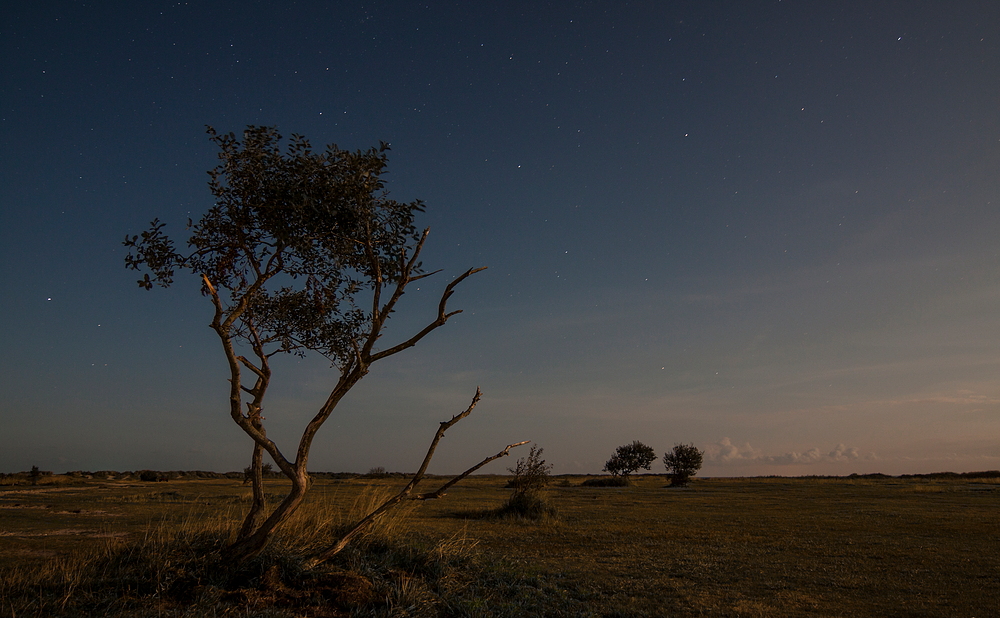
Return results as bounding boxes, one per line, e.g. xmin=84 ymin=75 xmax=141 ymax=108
xmin=579 ymin=476 xmax=630 ymax=488
xmin=450 ymin=491 xmax=558 ymax=522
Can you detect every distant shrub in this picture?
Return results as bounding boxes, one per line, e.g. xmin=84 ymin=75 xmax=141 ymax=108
xmin=581 ymin=476 xmax=629 ymax=487
xmin=242 ymin=462 xmax=274 ymax=485
xmin=492 ymin=445 xmax=556 ymax=520
xmin=897 ymin=470 xmax=1000 ymax=480
xmin=139 ymin=470 xmax=169 ymax=482
xmin=364 ymin=466 xmax=390 ymax=478
xmin=506 ymin=445 xmax=552 ymax=493
xmin=295 ymin=472 xmax=360 ymax=481
xmin=663 ymin=443 xmax=704 ymax=487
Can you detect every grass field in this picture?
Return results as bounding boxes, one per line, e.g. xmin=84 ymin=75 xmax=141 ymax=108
xmin=2 ymin=473 xmax=998 ymax=616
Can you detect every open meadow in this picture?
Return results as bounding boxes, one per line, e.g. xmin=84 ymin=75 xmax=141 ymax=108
xmin=2 ymin=473 xmax=998 ymax=616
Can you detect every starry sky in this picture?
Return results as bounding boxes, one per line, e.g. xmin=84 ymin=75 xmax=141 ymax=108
xmin=3 ymin=1 xmax=1000 ymax=477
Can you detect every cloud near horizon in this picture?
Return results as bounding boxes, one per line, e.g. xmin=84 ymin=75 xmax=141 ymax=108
xmin=705 ymin=438 xmax=876 ymax=466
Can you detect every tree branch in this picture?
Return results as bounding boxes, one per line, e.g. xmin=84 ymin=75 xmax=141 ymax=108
xmin=406 ymin=269 xmax=443 ymax=283
xmin=302 ymin=388 xmax=525 ymax=569
xmin=237 ymin=355 xmax=266 ymax=380
xmin=361 ymin=228 xmax=431 ymax=359
xmin=413 ymin=440 xmax=529 ymax=500
xmin=370 ymin=266 xmax=486 ymax=362
xmin=203 ymin=273 xmax=295 ymax=477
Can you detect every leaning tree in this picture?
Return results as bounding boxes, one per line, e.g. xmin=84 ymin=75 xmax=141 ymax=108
xmin=125 ymin=126 xmax=525 ymax=565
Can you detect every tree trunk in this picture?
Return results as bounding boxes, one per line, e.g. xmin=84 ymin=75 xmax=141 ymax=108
xmin=225 ymin=469 xmax=308 ymax=563
xmin=237 ymin=441 xmax=267 ymax=541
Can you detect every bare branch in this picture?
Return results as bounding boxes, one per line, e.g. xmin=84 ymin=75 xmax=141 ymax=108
xmin=404 ymin=387 xmax=483 ymax=485
xmin=370 ymin=266 xmax=486 ymax=362
xmin=303 ymin=388 xmax=519 ymax=569
xmin=407 ymin=268 xmax=443 ymax=283
xmin=362 ymin=228 xmax=431 ymax=358
xmin=413 ymin=440 xmax=530 ymax=500
xmin=236 ymin=355 xmax=266 ymax=380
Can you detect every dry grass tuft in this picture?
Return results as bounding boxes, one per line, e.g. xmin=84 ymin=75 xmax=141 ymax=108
xmin=0 ymin=481 xmax=556 ymax=617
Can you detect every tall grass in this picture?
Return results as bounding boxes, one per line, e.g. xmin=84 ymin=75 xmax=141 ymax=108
xmin=0 ymin=486 xmax=553 ymax=617
xmin=1 ymin=492 xmax=344 ymax=615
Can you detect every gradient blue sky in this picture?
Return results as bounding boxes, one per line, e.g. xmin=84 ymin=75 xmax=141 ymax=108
xmin=3 ymin=1 xmax=1000 ymax=476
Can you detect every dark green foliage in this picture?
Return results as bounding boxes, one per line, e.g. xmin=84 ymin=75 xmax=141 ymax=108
xmin=603 ymin=441 xmax=657 ymax=480
xmin=663 ymin=443 xmax=704 ymax=486
xmin=123 ymin=126 xmax=424 ymax=368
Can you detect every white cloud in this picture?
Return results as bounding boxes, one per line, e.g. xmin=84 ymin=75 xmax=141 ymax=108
xmin=705 ymin=438 xmax=874 ymax=466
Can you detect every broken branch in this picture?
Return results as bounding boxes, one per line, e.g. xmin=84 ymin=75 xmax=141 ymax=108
xmin=302 ymin=388 xmax=524 ymax=569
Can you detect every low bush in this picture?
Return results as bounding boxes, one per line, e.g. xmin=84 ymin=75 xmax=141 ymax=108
xmin=492 ymin=490 xmax=558 ymax=521
xmin=505 ymin=445 xmax=552 ymax=492
xmin=493 ymin=445 xmax=557 ymax=521
xmin=138 ymin=470 xmax=169 ymax=482
xmin=364 ymin=466 xmax=393 ymax=478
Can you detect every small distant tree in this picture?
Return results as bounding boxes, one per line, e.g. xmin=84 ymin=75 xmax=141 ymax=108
xmin=29 ymin=466 xmax=40 ymax=486
xmin=663 ymin=443 xmax=704 ymax=487
xmin=603 ymin=441 xmax=657 ymax=481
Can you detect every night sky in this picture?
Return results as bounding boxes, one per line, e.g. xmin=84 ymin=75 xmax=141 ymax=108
xmin=3 ymin=2 xmax=1000 ymax=476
